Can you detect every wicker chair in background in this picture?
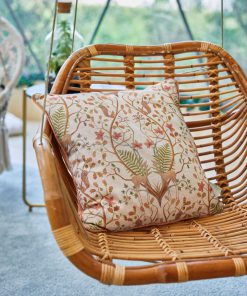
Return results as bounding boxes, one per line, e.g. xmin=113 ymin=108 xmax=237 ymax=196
xmin=0 ymin=17 xmax=25 ymax=173
xmin=34 ymin=41 xmax=247 ymax=285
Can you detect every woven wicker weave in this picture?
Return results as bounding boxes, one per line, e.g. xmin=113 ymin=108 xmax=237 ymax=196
xmin=33 ymin=41 xmax=247 ymax=285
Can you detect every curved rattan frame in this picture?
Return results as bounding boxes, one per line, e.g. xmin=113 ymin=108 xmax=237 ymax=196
xmin=34 ymin=41 xmax=247 ymax=285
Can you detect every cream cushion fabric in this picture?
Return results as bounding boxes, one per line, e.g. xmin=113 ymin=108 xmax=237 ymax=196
xmin=34 ymin=79 xmax=223 ymax=232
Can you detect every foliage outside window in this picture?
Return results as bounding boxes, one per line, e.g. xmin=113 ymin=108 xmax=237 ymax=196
xmin=49 ymin=20 xmax=72 ymax=76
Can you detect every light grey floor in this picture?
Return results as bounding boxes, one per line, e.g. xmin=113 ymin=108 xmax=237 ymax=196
xmin=0 ymin=123 xmax=247 ymax=296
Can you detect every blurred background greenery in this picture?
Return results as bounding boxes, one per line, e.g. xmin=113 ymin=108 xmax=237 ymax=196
xmin=1 ymin=0 xmax=246 ymax=86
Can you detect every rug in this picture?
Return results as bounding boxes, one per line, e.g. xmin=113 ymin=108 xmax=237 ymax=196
xmin=0 ymin=166 xmax=246 ymax=296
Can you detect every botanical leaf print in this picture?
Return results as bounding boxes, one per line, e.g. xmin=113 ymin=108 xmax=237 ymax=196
xmin=117 ymin=149 xmax=150 ymax=176
xmin=50 ymin=106 xmax=67 ymax=139
xmin=34 ymin=79 xmax=224 ymax=232
xmin=153 ymin=143 xmax=172 ymax=173
xmin=209 ymin=202 xmax=223 ymax=215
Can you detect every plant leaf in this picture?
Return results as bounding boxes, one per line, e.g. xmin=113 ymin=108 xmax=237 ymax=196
xmin=153 ymin=143 xmax=172 ymax=173
xmin=50 ymin=106 xmax=67 ymax=139
xmin=117 ymin=149 xmax=149 ymax=176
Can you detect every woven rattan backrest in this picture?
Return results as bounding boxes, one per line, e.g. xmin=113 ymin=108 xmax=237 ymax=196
xmin=51 ymin=41 xmax=247 ymax=207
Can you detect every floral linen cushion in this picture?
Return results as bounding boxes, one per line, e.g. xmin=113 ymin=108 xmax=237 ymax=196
xmin=34 ymin=79 xmax=223 ymax=232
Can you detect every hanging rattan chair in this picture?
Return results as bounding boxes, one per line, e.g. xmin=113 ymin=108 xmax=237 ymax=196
xmin=33 ymin=41 xmax=247 ymax=285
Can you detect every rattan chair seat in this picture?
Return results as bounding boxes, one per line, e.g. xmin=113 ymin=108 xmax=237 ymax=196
xmin=34 ymin=41 xmax=247 ymax=285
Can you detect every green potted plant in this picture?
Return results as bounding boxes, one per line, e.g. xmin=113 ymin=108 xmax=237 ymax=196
xmin=49 ymin=20 xmax=72 ymax=77
xmin=47 ymin=20 xmax=72 ymax=90
xmin=45 ymin=1 xmax=84 ymax=91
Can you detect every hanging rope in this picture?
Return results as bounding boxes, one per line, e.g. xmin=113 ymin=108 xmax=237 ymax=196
xmin=40 ymin=0 xmax=58 ymax=144
xmin=71 ymin=0 xmax=79 ymax=53
xmin=89 ymin=0 xmax=111 ymax=44
xmin=176 ymin=0 xmax=194 ymax=40
xmin=221 ymin=0 xmax=224 ymax=48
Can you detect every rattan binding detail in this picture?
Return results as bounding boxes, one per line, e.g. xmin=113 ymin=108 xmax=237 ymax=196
xmin=191 ymin=220 xmax=232 ymax=256
xmin=151 ymin=228 xmax=178 ymax=261
xmin=126 ymin=45 xmax=134 ymax=55
xmin=232 ymin=258 xmax=246 ymax=276
xmin=87 ymin=45 xmax=98 ymax=56
xmin=230 ymin=203 xmax=247 ymax=218
xmin=53 ymin=224 xmax=84 ymax=257
xmin=112 ymin=265 xmax=125 ymax=285
xmin=100 ymin=263 xmax=125 ymax=285
xmin=200 ymin=42 xmax=210 ymax=52
xmin=163 ymin=43 xmax=172 ymax=53
xmin=176 ymin=262 xmax=189 ymax=282
xmin=98 ymin=233 xmax=112 ymax=261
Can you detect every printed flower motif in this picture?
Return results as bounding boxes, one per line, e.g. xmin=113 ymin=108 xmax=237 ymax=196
xmin=104 ymin=195 xmax=114 ymax=207
xmin=95 ymin=130 xmax=104 ymax=140
xmin=92 ymin=203 xmax=101 ymax=210
xmin=166 ymin=123 xmax=175 ymax=133
xmin=135 ymin=218 xmax=142 ymax=226
xmin=114 ymin=205 xmax=120 ymax=211
xmin=198 ymin=181 xmax=205 ymax=192
xmin=133 ymin=113 xmax=144 ymax=122
xmin=154 ymin=127 xmax=164 ymax=135
xmin=162 ymin=85 xmax=171 ymax=91
xmin=132 ymin=140 xmax=142 ymax=149
xmin=113 ymin=132 xmax=122 ymax=140
xmin=144 ymin=139 xmax=154 ymax=148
